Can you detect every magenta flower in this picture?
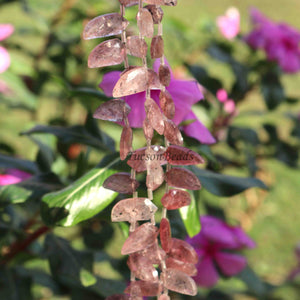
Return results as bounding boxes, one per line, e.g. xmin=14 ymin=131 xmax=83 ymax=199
xmin=99 ymin=60 xmax=216 ymax=144
xmin=0 ymin=24 xmax=14 ymax=73
xmin=216 ymin=7 xmax=240 ymax=40
xmin=0 ymin=169 xmax=32 ymax=186
xmin=186 ymin=215 xmax=255 ymax=287
xmin=244 ymin=8 xmax=300 ymax=73
xmin=216 ymin=88 xmax=236 ymax=115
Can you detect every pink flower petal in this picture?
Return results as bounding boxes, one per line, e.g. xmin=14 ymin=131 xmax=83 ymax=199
xmin=6 ymin=169 xmax=32 ymax=181
xmin=216 ymin=89 xmax=228 ymax=102
xmin=0 ymin=24 xmax=14 ymax=41
xmin=193 ymin=256 xmax=219 ymax=287
xmin=230 ymin=227 xmax=256 ymax=249
xmin=181 ymin=111 xmax=216 ymax=145
xmin=245 ymin=8 xmax=300 ymax=73
xmin=125 ymin=92 xmax=146 ymax=127
xmin=0 ymin=174 xmax=22 ymax=186
xmin=0 ymin=46 xmax=10 ymax=73
xmin=224 ymin=99 xmax=236 ymax=114
xmin=215 ymin=252 xmax=247 ymax=276
xmin=99 ymin=71 xmax=121 ymax=97
xmin=217 ymin=7 xmax=240 ymax=40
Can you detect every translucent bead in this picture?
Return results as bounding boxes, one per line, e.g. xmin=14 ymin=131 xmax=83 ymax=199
xmin=93 ymin=99 xmax=131 ymax=122
xmin=113 ymin=67 xmax=161 ymax=98
xmin=88 ymin=39 xmax=125 ymax=68
xmin=128 ymin=253 xmax=159 ymax=281
xmin=83 ymin=13 xmax=129 ymax=39
xmin=120 ymin=126 xmax=133 ymax=161
xmin=104 ymin=173 xmax=139 ymax=194
xmin=165 ymin=145 xmax=205 ymax=165
xmin=137 ymin=8 xmax=154 ymax=38
xmin=121 ymin=223 xmax=158 ymax=255
xmin=159 ymin=218 xmax=172 ymax=252
xmin=124 ymin=281 xmax=162 ymax=297
xmin=159 ymin=90 xmax=175 ymax=119
xmin=165 ymin=167 xmax=201 ymax=190
xmin=150 ymin=36 xmax=164 ymax=59
xmin=161 ymin=189 xmax=191 ymax=210
xmin=127 ymin=36 xmax=148 ymax=58
xmin=111 ymin=198 xmax=157 ymax=223
xmin=144 ymin=5 xmax=164 ymax=24
xmin=168 ymin=238 xmax=199 ymax=264
xmin=162 ymin=268 xmax=197 ymax=296
xmin=164 ymin=119 xmax=183 ymax=145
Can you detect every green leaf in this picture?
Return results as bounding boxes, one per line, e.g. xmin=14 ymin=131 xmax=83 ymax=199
xmin=44 ymin=234 xmax=94 ymax=287
xmin=0 ymin=72 xmax=37 ymax=111
xmin=0 ymin=268 xmax=33 ymax=300
xmin=237 ymin=266 xmax=275 ymax=297
xmin=186 ymin=64 xmax=222 ymax=94
xmin=22 ymin=124 xmax=111 ymax=152
xmin=80 ymin=269 xmax=97 ymax=287
xmin=0 ymin=173 xmax=63 ymax=207
xmin=41 ymin=155 xmax=121 ymax=226
xmin=69 ymin=86 xmax=109 ymax=100
xmin=179 ymin=191 xmax=201 ymax=237
xmin=0 ymin=154 xmax=38 ymax=174
xmin=44 ymin=234 xmax=126 ymax=296
xmin=261 ymin=71 xmax=285 ymax=110
xmin=0 ymin=185 xmax=32 ymax=206
xmin=189 ymin=166 xmax=268 ymax=197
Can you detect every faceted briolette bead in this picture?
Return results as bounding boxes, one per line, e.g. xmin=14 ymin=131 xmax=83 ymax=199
xmin=113 ymin=67 xmax=161 ymax=98
xmin=93 ymin=99 xmax=131 ymax=122
xmin=165 ymin=257 xmax=197 ymax=276
xmin=150 ymin=36 xmax=164 ymax=59
xmin=165 ymin=145 xmax=205 ymax=165
xmin=168 ymin=238 xmax=199 ymax=264
xmin=111 ymin=198 xmax=157 ymax=223
xmin=88 ymin=39 xmax=125 ymax=68
xmin=143 ymin=118 xmax=154 ymax=141
xmin=145 ymin=97 xmax=164 ymax=135
xmin=145 ymin=5 xmax=164 ymax=24
xmin=127 ymin=253 xmax=159 ymax=282
xmin=121 ymin=222 xmax=158 ymax=255
xmin=164 ymin=119 xmax=183 ymax=145
xmin=119 ymin=0 xmax=139 ymax=7
xmin=124 ymin=281 xmax=163 ymax=297
xmin=162 ymin=268 xmax=197 ymax=296
xmin=103 ymin=172 xmax=139 ymax=194
xmin=138 ymin=240 xmax=166 ymax=264
xmin=161 ymin=189 xmax=191 ymax=210
xmin=165 ymin=167 xmax=201 ymax=190
xmin=159 ymin=65 xmax=171 ymax=87
xmin=145 ymin=0 xmax=177 ymax=5
xmin=137 ymin=8 xmax=154 ymax=38
xmin=120 ymin=126 xmax=132 ymax=161
xmin=148 ymin=69 xmax=163 ymax=90
xmin=160 ymin=218 xmax=172 ymax=252
xmin=158 ymin=294 xmax=170 ymax=300
xmin=127 ymin=284 xmax=143 ymax=299
xmin=127 ymin=36 xmax=148 ymax=58
xmin=127 ymin=145 xmax=166 ymax=172
xmin=83 ymin=13 xmax=129 ymax=39
xmin=159 ymin=90 xmax=175 ymax=119
xmin=105 ymin=294 xmax=130 ymax=300
xmin=145 ymin=147 xmax=165 ymax=191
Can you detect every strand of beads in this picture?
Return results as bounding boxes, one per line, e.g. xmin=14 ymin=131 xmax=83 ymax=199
xmin=83 ymin=0 xmax=203 ymax=298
